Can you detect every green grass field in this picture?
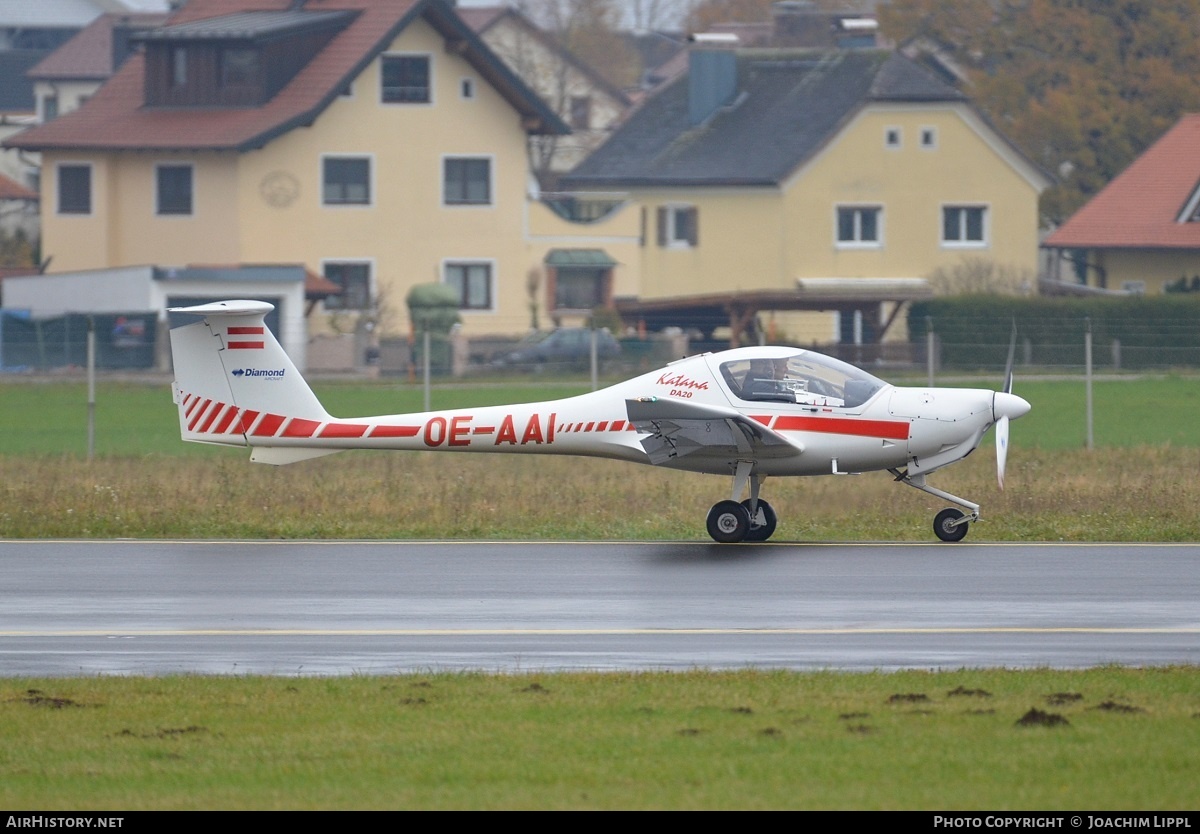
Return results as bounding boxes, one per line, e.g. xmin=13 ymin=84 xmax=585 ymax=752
xmin=2 ymin=668 xmax=1198 ymax=810
xmin=2 ymin=373 xmax=1197 ymax=457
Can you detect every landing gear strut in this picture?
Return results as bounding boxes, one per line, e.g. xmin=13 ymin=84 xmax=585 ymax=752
xmin=706 ymin=462 xmax=777 ymax=543
xmin=889 ymin=468 xmax=980 ymax=543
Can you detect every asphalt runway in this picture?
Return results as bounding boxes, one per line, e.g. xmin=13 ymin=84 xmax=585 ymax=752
xmin=1 ymin=540 xmax=1197 ymax=676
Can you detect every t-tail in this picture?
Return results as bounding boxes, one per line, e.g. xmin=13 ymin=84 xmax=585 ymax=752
xmin=169 ymin=300 xmax=340 ymax=464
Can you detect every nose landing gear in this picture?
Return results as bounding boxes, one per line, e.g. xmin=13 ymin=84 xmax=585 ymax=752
xmin=889 ymin=468 xmax=981 ymax=543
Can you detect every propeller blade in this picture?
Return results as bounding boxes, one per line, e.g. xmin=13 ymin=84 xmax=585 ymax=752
xmin=996 ymin=415 xmax=1010 ymax=490
xmin=1003 ymin=321 xmax=1016 ymax=395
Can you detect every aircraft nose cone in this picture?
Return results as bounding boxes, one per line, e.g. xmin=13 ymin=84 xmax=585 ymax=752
xmin=994 ymin=391 xmax=1031 ymax=421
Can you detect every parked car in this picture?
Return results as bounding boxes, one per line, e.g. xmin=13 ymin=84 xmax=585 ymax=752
xmin=493 ymin=327 xmax=621 ymax=368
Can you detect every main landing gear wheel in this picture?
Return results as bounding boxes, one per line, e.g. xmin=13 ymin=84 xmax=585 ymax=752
xmin=933 ymin=507 xmax=969 ymax=543
xmin=741 ymin=499 xmax=777 ymax=542
xmin=707 ymin=500 xmax=751 ymax=543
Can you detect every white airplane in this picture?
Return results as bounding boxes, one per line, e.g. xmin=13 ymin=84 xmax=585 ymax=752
xmin=169 ymin=300 xmax=1030 ymax=543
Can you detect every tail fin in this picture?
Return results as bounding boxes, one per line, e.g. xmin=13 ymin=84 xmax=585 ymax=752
xmin=169 ymin=300 xmax=337 ymax=464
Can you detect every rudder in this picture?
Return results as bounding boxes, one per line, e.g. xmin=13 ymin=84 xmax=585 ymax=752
xmin=169 ymin=300 xmax=329 ymax=450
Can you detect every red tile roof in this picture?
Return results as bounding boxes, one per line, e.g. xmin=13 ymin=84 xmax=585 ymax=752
xmin=27 ymin=12 xmax=169 ymax=81
xmin=5 ymin=0 xmax=565 ymax=153
xmin=1044 ymin=114 xmax=1200 ymax=250
xmin=0 ymin=172 xmax=37 ymax=201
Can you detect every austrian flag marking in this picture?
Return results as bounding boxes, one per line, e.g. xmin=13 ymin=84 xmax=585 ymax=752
xmin=227 ymin=325 xmax=264 ymax=350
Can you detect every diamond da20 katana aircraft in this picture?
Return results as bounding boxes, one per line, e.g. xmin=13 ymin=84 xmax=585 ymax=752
xmin=169 ymin=300 xmax=1030 ymax=543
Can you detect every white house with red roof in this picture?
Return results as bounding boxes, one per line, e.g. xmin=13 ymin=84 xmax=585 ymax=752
xmin=1043 ymin=114 xmax=1200 ymax=295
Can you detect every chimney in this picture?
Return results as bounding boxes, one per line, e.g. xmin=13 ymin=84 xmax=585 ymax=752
xmin=687 ymin=34 xmax=738 ymax=126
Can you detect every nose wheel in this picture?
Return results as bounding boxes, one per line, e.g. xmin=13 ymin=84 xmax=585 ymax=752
xmin=890 ymin=468 xmax=980 ymax=543
xmin=933 ymin=507 xmax=969 ymax=542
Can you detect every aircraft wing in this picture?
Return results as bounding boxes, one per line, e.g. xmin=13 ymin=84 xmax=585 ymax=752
xmin=625 ymin=397 xmax=801 ymax=465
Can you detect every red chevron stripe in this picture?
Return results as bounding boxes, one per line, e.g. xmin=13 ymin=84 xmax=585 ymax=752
xmin=198 ymin=403 xmax=225 ymax=433
xmin=187 ymin=399 xmax=212 ymax=431
xmin=214 ymin=407 xmax=240 ymax=434
xmin=252 ymin=413 xmax=285 ymax=436
xmin=238 ymin=410 xmax=260 ymax=434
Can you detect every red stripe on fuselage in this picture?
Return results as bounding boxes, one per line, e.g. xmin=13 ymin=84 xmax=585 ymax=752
xmin=772 ymin=415 xmax=909 ymax=440
xmin=227 ymin=341 xmax=264 ymax=350
xmin=227 ymin=326 xmax=264 ymax=335
xmin=368 ymin=425 xmax=421 ymax=438
xmin=319 ymin=423 xmax=368 ymax=438
xmin=282 ymin=418 xmax=321 ymax=438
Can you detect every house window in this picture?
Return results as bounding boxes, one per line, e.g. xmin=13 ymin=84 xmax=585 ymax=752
xmin=657 ymin=205 xmax=698 ymax=247
xmin=444 ymin=262 xmax=492 ymax=310
xmin=443 ymin=157 xmax=491 ymax=205
xmin=322 ymin=157 xmax=370 ymax=205
xmin=885 ymin=127 xmax=900 ymax=148
xmin=921 ymin=127 xmax=937 ymax=148
xmin=381 ymin=55 xmax=430 ymax=103
xmin=57 ymin=164 xmax=91 ymax=215
xmin=156 ymin=164 xmax=193 ymax=215
xmin=555 ymin=268 xmax=606 ymax=310
xmin=42 ymin=94 xmax=58 ymax=122
xmin=171 ymin=46 xmax=187 ymax=87
xmin=570 ymin=95 xmax=592 ymax=130
xmin=836 ymin=206 xmax=880 ymax=246
xmin=461 ymin=78 xmax=474 ymax=99
xmin=221 ymin=48 xmax=258 ymax=87
xmin=323 ymin=262 xmax=371 ymax=310
xmin=942 ymin=205 xmax=987 ymax=246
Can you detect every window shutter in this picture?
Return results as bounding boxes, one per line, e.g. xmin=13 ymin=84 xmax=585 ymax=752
xmin=686 ymin=207 xmax=698 ymax=246
xmin=656 ymin=207 xmax=667 ymax=247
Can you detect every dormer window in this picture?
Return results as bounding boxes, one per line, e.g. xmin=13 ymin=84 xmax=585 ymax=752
xmin=135 ymin=9 xmax=354 ymax=107
xmin=221 ymin=48 xmax=258 ymax=88
xmin=171 ymin=47 xmax=187 ymax=87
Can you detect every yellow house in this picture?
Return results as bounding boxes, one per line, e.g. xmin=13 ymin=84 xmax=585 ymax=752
xmin=5 ymin=0 xmax=571 ymax=338
xmin=561 ymin=48 xmax=1053 ymax=346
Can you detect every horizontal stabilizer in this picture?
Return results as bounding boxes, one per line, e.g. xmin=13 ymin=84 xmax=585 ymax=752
xmin=250 ymin=447 xmax=344 ymax=465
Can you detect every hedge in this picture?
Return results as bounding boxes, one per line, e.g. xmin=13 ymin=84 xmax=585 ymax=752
xmin=907 ymin=295 xmax=1200 ymax=370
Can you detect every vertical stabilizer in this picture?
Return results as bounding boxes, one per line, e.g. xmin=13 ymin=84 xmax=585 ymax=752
xmin=169 ymin=300 xmax=329 ymax=448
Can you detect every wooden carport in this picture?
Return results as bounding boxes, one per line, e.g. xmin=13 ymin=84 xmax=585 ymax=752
xmin=614 ymin=278 xmax=933 ymax=347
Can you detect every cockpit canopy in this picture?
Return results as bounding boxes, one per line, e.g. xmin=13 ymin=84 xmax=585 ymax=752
xmin=720 ymin=351 xmax=887 ymax=409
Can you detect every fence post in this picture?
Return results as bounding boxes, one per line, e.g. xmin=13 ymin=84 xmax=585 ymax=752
xmin=423 ymin=329 xmax=431 ymax=413
xmin=1085 ymin=316 xmax=1094 ymax=450
xmin=925 ymin=316 xmax=935 ymax=387
xmin=590 ymin=325 xmax=599 ymax=392
xmin=1111 ymin=337 xmax=1121 ymax=371
xmin=87 ymin=317 xmax=95 ymax=462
